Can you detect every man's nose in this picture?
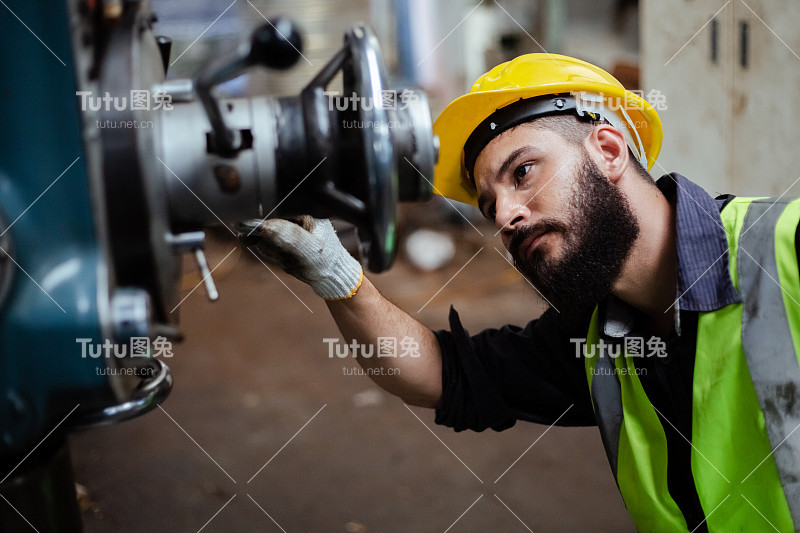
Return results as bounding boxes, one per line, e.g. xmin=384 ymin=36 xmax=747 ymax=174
xmin=495 ymin=195 xmax=530 ymax=234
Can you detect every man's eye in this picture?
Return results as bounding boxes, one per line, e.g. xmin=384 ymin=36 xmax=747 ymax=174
xmin=514 ymin=164 xmax=532 ymax=182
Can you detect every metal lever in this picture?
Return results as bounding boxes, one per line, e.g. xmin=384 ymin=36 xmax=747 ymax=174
xmin=195 ymin=17 xmax=303 ymax=157
xmin=168 ymin=231 xmax=219 ymax=302
xmin=193 ymin=247 xmax=219 ymax=301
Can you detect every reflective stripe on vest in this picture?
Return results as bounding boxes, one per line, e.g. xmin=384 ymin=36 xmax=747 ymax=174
xmin=585 ymin=197 xmax=800 ymax=532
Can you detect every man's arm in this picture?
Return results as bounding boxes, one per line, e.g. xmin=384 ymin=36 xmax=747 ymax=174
xmin=253 ymin=216 xmax=594 ymax=428
xmin=326 ymin=277 xmax=442 ymax=408
xmin=252 ymin=216 xmax=442 ymax=408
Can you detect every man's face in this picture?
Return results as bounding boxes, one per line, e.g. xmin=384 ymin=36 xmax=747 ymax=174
xmin=473 ymin=123 xmax=639 ymax=314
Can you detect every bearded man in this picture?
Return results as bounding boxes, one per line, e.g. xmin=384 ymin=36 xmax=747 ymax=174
xmin=256 ymin=54 xmax=800 ymax=532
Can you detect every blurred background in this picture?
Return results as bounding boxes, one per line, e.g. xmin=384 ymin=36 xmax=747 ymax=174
xmin=69 ymin=0 xmax=800 ymax=531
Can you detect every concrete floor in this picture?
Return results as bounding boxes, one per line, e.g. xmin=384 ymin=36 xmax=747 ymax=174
xmin=71 ymin=222 xmax=635 ymax=532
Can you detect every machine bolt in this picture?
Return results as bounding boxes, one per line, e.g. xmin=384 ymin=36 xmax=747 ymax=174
xmin=214 ymin=165 xmax=241 ymax=193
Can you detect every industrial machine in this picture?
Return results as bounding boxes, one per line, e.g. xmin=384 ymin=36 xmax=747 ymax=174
xmin=0 ymin=1 xmax=436 ymax=530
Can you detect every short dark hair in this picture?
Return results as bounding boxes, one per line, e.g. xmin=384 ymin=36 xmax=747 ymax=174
xmin=527 ymin=114 xmax=654 ymax=182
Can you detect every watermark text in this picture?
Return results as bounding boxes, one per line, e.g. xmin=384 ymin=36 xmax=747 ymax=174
xmin=76 ymin=336 xmax=173 ymax=359
xmin=571 ymin=336 xmax=667 ymax=358
xmin=324 ymin=337 xmax=420 ymax=358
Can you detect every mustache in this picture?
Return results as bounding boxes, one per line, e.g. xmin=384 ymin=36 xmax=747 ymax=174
xmin=508 ymin=220 xmax=566 ymax=260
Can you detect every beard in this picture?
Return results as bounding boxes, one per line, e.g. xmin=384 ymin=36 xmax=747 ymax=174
xmin=509 ymin=150 xmax=640 ymax=316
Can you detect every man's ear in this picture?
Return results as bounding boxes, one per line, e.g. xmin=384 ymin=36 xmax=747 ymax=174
xmin=585 ymin=124 xmax=629 ymax=183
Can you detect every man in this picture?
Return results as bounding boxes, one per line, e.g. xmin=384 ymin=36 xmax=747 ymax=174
xmin=256 ymin=54 xmax=800 ymax=532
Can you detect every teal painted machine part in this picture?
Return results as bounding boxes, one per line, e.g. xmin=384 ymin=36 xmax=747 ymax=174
xmin=0 ymin=1 xmax=110 ymax=454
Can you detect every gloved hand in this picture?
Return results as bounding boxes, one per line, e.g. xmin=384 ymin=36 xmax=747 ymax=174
xmin=251 ymin=216 xmax=363 ymax=301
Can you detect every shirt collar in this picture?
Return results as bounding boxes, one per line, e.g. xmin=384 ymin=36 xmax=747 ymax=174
xmin=600 ymin=173 xmax=741 ymax=338
xmin=659 ymin=173 xmax=741 ymax=312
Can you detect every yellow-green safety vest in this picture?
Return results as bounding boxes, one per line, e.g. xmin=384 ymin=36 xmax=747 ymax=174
xmin=585 ymin=197 xmax=800 ymax=532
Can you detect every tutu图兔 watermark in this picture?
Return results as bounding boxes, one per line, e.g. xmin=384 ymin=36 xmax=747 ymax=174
xmin=571 ymin=89 xmax=668 ymax=112
xmin=571 ymin=336 xmax=667 ymax=358
xmin=76 ymin=336 xmax=173 ymax=359
xmin=322 ymin=88 xmax=420 ymax=113
xmin=323 ymin=336 xmax=420 ymax=358
xmin=76 ymin=90 xmax=173 ymax=112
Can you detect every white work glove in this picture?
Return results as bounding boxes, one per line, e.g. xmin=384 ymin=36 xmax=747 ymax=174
xmin=254 ymin=216 xmax=364 ymax=301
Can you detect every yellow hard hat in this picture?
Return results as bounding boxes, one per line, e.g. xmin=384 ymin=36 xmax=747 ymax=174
xmin=432 ymin=53 xmax=663 ymax=206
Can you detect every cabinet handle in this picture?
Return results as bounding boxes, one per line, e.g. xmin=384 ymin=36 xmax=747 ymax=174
xmin=711 ymin=17 xmax=719 ymax=63
xmin=740 ymin=20 xmax=749 ymax=68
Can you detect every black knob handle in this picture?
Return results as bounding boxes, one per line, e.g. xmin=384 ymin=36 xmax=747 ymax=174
xmin=155 ymin=35 xmax=172 ymax=74
xmin=249 ymin=18 xmax=303 ymax=70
